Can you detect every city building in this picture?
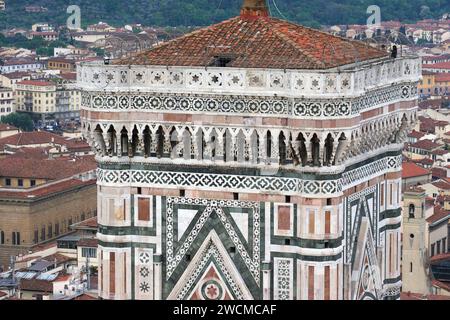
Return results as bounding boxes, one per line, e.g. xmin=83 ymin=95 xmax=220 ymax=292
xmin=78 ymin=0 xmax=420 ymax=300
xmin=0 ymin=72 xmax=32 ymax=89
xmin=14 ymin=80 xmax=81 ymax=120
xmin=47 ymin=57 xmax=76 ymax=72
xmin=0 ymin=87 xmax=14 ymax=118
xmin=402 ymin=188 xmax=450 ymax=295
xmin=0 ymin=58 xmax=43 ymax=74
xmin=0 ymin=147 xmax=97 ymax=269
xmin=0 ymin=124 xmax=19 ymax=138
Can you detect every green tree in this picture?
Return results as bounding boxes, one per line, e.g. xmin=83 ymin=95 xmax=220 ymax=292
xmin=1 ymin=113 xmax=34 ymax=132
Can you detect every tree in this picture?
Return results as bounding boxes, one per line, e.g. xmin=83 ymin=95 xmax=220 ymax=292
xmin=1 ymin=113 xmax=34 ymax=132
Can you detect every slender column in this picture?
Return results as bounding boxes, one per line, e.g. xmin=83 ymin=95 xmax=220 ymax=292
xmin=270 ymin=130 xmax=280 ymax=164
xmin=102 ymin=132 xmax=111 ymax=156
xmin=154 ymin=261 xmax=162 ymax=300
xmin=215 ymin=133 xmax=224 ymax=162
xmin=245 ymin=134 xmax=252 ymax=163
xmin=203 ymin=131 xmax=212 ymax=161
xmin=117 ymin=133 xmax=122 ymax=157
xmin=151 ymin=131 xmax=159 ymax=157
xmin=258 ymin=130 xmax=267 ymax=165
xmin=163 ymin=127 xmax=171 ymax=158
xmin=319 ymin=139 xmax=326 ymax=166
xmin=230 ymin=133 xmax=237 ymax=162
xmin=136 ymin=130 xmax=145 ymax=156
xmin=304 ymin=140 xmax=312 ymax=165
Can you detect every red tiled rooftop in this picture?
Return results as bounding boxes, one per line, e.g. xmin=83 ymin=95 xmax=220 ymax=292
xmin=116 ymin=11 xmax=387 ymax=69
xmin=402 ymin=162 xmax=430 ymax=178
xmin=16 ymin=80 xmax=55 ymax=87
xmin=431 ymin=179 xmax=450 ymax=190
xmin=423 ymin=61 xmax=450 ymax=69
xmin=19 ymin=279 xmax=53 ymax=292
xmin=432 ymin=280 xmax=450 ymax=292
xmin=410 ymin=139 xmax=442 ymax=151
xmin=400 ymin=291 xmax=450 ymax=300
xmin=0 ymin=178 xmax=96 ymax=200
xmin=0 ymin=123 xmax=18 ymax=132
xmin=435 ymin=73 xmax=450 ymax=82
xmin=407 ymin=130 xmax=426 ymax=139
xmin=0 ymin=155 xmax=96 ymax=180
xmin=77 ymin=238 xmax=98 ymax=247
xmin=0 ymin=132 xmax=90 ymax=152
xmin=430 ymin=252 xmax=450 ymax=264
xmin=426 ymin=204 xmax=450 ymax=224
xmin=72 ymin=217 xmax=98 ymax=230
xmin=73 ymin=293 xmax=97 ymax=300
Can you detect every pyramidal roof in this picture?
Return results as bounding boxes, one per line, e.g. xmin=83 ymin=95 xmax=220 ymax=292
xmin=116 ymin=1 xmax=388 ymax=70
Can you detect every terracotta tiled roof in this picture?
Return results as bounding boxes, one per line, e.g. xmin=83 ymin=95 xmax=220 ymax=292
xmin=19 ymin=279 xmax=53 ymax=292
xmin=77 ymin=238 xmax=98 ymax=247
xmin=412 ymin=158 xmax=434 ymax=166
xmin=407 ymin=130 xmax=426 ymax=139
xmin=430 ymin=253 xmax=450 ymax=264
xmin=426 ymin=204 xmax=450 ymax=224
xmin=116 ymin=15 xmax=387 ymax=69
xmin=432 ymin=280 xmax=450 ymax=292
xmin=431 ymin=179 xmax=450 ymax=190
xmin=16 ymin=80 xmax=55 ymax=87
xmin=402 ymin=162 xmax=430 ymax=178
xmin=400 ymin=292 xmax=450 ymax=300
xmin=72 ymin=217 xmax=98 ymax=230
xmin=0 ymin=124 xmax=18 ymax=132
xmin=435 ymin=73 xmax=450 ymax=82
xmin=73 ymin=293 xmax=97 ymax=300
xmin=0 ymin=155 xmax=96 ymax=179
xmin=0 ymin=71 xmax=31 ymax=79
xmin=432 ymin=167 xmax=447 ymax=179
xmin=0 ymin=132 xmax=90 ymax=152
xmin=423 ymin=61 xmax=450 ymax=70
xmin=410 ymin=139 xmax=442 ymax=151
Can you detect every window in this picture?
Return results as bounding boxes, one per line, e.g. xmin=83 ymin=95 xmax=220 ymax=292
xmin=410 ymin=262 xmax=413 ymax=273
xmin=443 ymin=238 xmax=447 ymax=253
xmin=431 ymin=243 xmax=435 ymax=256
xmin=437 ymin=240 xmax=441 ymax=255
xmin=409 ymin=204 xmax=415 ymax=219
xmin=0 ymin=231 xmax=4 ymax=244
xmin=81 ymin=247 xmax=97 ymax=258
xmin=18 ymin=179 xmax=23 ymax=187
xmin=47 ymin=224 xmax=52 ymax=239
xmin=5 ymin=178 xmax=11 ymax=186
xmin=12 ymin=232 xmax=20 ymax=245
xmin=30 ymin=180 xmax=36 ymax=187
xmin=34 ymin=230 xmax=39 ymax=244
xmin=41 ymin=227 xmax=46 ymax=241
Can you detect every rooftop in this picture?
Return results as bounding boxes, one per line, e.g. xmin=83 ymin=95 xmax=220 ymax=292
xmin=16 ymin=80 xmax=55 ymax=87
xmin=400 ymin=292 xmax=450 ymax=300
xmin=409 ymin=139 xmax=442 ymax=151
xmin=0 ymin=154 xmax=95 ymax=180
xmin=402 ymin=162 xmax=430 ymax=179
xmin=115 ymin=1 xmax=387 ymax=70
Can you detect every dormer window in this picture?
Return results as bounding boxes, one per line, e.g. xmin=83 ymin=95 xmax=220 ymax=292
xmin=210 ymin=55 xmax=235 ymax=67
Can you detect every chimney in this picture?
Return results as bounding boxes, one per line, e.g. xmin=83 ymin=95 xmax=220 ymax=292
xmin=240 ymin=0 xmax=269 ymax=18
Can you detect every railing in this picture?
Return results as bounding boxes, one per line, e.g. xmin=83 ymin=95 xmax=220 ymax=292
xmin=77 ymin=56 xmax=421 ymax=98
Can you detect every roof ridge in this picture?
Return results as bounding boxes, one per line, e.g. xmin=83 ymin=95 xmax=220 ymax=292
xmin=116 ymin=16 xmax=242 ymax=65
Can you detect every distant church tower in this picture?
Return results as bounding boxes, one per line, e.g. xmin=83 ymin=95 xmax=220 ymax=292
xmin=79 ymin=0 xmax=420 ymax=300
